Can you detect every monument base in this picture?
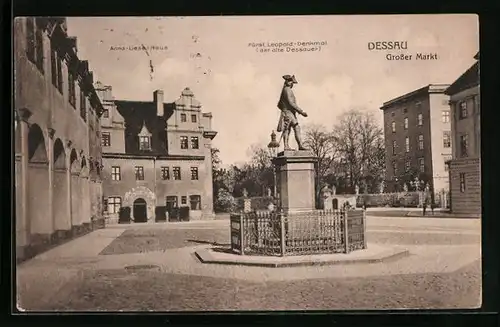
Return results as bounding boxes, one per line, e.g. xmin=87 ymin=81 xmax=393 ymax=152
xmin=273 ymin=150 xmax=317 ymax=213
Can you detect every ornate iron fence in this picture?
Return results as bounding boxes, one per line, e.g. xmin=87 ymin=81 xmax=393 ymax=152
xmin=230 ymin=209 xmax=367 ymax=256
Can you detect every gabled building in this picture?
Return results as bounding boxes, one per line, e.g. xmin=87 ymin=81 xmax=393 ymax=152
xmin=444 ymin=52 xmax=480 ymax=216
xmin=14 ymin=17 xmax=105 ymax=262
xmin=96 ymin=85 xmax=217 ymax=223
xmin=380 ymin=84 xmax=452 ymax=196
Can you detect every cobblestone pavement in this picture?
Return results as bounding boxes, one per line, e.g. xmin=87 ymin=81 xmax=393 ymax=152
xmin=16 ymin=217 xmax=481 ymax=311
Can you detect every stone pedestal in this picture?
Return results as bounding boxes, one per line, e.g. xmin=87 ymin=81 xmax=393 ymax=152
xmin=273 ymin=150 xmax=317 ymax=213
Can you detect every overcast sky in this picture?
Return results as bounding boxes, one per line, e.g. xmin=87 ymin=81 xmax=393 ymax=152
xmin=67 ymin=15 xmax=479 ymax=166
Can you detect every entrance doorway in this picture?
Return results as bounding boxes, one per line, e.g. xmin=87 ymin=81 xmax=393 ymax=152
xmin=133 ymin=198 xmax=147 ymax=223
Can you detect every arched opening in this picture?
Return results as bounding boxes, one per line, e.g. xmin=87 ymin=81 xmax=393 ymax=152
xmin=27 ymin=124 xmax=51 ymax=237
xmin=52 ymin=138 xmax=70 ymax=232
xmin=133 ymin=198 xmax=148 ymax=223
xmin=70 ymin=149 xmax=81 ymax=227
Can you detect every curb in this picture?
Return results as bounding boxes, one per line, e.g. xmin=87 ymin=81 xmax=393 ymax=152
xmin=194 ymin=247 xmax=410 ymax=268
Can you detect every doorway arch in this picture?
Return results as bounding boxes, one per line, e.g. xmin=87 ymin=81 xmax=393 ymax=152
xmin=133 ymin=198 xmax=148 ymax=223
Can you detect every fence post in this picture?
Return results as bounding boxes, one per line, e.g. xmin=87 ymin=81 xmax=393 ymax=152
xmin=344 ymin=210 xmax=350 ymax=254
xmin=280 ymin=212 xmax=286 ymax=257
xmin=363 ymin=209 xmax=367 ymax=249
xmin=240 ymin=213 xmax=245 ymax=256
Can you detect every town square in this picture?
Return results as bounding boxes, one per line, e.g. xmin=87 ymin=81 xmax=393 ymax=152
xmin=14 ymin=15 xmax=480 ymax=311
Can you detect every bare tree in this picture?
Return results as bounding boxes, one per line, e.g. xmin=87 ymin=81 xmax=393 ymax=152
xmin=302 ymin=124 xmax=337 ymax=203
xmin=331 ymin=109 xmax=385 ymax=193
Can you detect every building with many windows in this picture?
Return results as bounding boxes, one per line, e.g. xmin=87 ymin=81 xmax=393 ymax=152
xmin=445 ymin=52 xmax=480 ymax=215
xmin=14 ymin=17 xmax=105 ymax=262
xmin=380 ymin=84 xmax=451 ymax=195
xmin=96 ymin=84 xmax=217 ymax=223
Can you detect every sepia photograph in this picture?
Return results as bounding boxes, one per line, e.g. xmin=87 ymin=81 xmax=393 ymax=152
xmin=14 ymin=14 xmax=480 ymax=311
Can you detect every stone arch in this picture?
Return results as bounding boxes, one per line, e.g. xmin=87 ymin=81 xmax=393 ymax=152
xmin=124 ymin=186 xmax=156 ymax=222
xmin=27 ymin=123 xmax=51 ymax=237
xmin=80 ymin=155 xmax=89 ymax=178
xmin=69 ymin=148 xmax=81 ymax=226
xmin=52 ymin=138 xmax=70 ymax=232
xmin=28 ymin=123 xmax=48 ymax=163
xmin=53 ymin=138 xmax=66 ymax=169
xmin=69 ymin=149 xmax=79 ymax=173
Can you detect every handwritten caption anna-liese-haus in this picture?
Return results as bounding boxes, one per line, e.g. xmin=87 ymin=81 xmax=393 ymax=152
xmin=249 ymin=41 xmax=328 ymax=53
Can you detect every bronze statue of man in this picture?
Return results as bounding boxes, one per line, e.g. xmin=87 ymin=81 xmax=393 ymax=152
xmin=276 ymin=74 xmax=308 ymax=150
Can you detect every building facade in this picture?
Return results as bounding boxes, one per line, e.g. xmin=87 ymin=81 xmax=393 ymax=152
xmin=97 ymin=85 xmax=217 ymax=223
xmin=380 ymin=84 xmax=452 ymax=195
xmin=14 ymin=17 xmax=105 ymax=262
xmin=445 ymin=53 xmax=480 ymax=215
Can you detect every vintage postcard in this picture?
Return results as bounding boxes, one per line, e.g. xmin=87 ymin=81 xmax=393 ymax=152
xmin=14 ymin=14 xmax=480 ymax=311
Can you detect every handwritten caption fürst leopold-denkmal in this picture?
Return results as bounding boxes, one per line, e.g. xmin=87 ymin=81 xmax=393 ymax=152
xmin=249 ymin=41 xmax=328 ymax=53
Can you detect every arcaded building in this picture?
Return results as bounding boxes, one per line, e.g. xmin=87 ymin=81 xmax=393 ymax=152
xmin=380 ymin=84 xmax=452 ymax=195
xmin=97 ymin=84 xmax=217 ymax=223
xmin=445 ymin=53 xmax=480 ymax=216
xmin=14 ymin=17 xmax=105 ymax=262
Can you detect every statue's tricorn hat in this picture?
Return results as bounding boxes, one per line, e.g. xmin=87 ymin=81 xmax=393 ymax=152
xmin=282 ymin=74 xmax=298 ymax=84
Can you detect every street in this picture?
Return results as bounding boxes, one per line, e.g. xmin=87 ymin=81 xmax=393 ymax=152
xmin=16 ymin=216 xmax=481 ymax=311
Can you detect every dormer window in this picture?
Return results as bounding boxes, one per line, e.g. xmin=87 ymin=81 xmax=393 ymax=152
xmin=138 ymin=121 xmax=152 ymax=151
xmin=139 ymin=136 xmax=151 ymax=150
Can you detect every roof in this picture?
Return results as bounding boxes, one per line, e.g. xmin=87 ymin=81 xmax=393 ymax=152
xmin=380 ymin=84 xmax=450 ymax=110
xmin=444 ymin=61 xmax=479 ymax=95
xmin=114 ymin=100 xmax=171 ymax=155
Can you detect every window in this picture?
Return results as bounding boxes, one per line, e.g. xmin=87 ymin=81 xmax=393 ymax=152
xmin=418 ymin=158 xmax=425 ymax=172
xmin=111 ymin=166 xmax=121 ymax=181
xmin=135 ymin=166 xmax=145 ymax=180
xmin=189 ymin=195 xmax=201 ymax=210
xmin=107 ymin=197 xmax=122 ymax=214
xmin=181 ymin=196 xmax=187 ymax=205
xmin=392 ymin=140 xmax=397 ymax=155
xmin=101 ymin=132 xmax=111 ymax=147
xmin=460 ymin=134 xmax=469 ymax=157
xmin=405 ymin=160 xmax=411 ymax=172
xmin=173 ymin=167 xmax=181 ymax=180
xmin=191 ymin=114 xmax=197 ymax=123
xmin=459 ymin=101 xmax=468 ymax=119
xmin=415 ymin=101 xmax=421 ymax=109
xmin=392 ymin=161 xmax=397 ymax=176
xmin=80 ymin=90 xmax=87 ymax=121
xmin=405 ymin=137 xmax=410 ymax=153
xmin=26 ymin=18 xmax=44 ymax=73
xmin=191 ymin=136 xmax=199 ymax=149
xmin=50 ymin=48 xmax=63 ymax=92
xmin=102 ymin=109 xmax=109 ymax=118
xmin=418 ymin=134 xmax=424 ymax=150
xmin=191 ymin=167 xmax=199 ymax=180
xmin=161 ymin=167 xmax=170 ymax=180
xmin=404 ymin=117 xmax=408 ymax=130
xmin=417 ymin=113 xmax=423 ymax=126
xmin=139 ymin=136 xmax=151 ymax=150
xmin=391 ymin=121 xmax=396 ymax=133
xmin=68 ymin=72 xmax=76 ymax=108
xmin=180 ymin=136 xmax=189 ymax=149
xmin=442 ymin=110 xmax=450 ymax=123
xmin=391 ymin=112 xmax=395 ymax=117
xmin=443 ymin=131 xmax=451 ymax=148
xmin=166 ymin=196 xmax=178 ymax=209
xmin=459 ymin=173 xmax=466 ymax=193
xmin=403 ymin=107 xmax=408 ymax=113
xmin=180 ymin=113 xmax=187 ymax=122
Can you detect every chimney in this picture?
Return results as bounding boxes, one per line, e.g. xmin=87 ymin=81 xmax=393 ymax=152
xmin=153 ymin=90 xmax=164 ymax=116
